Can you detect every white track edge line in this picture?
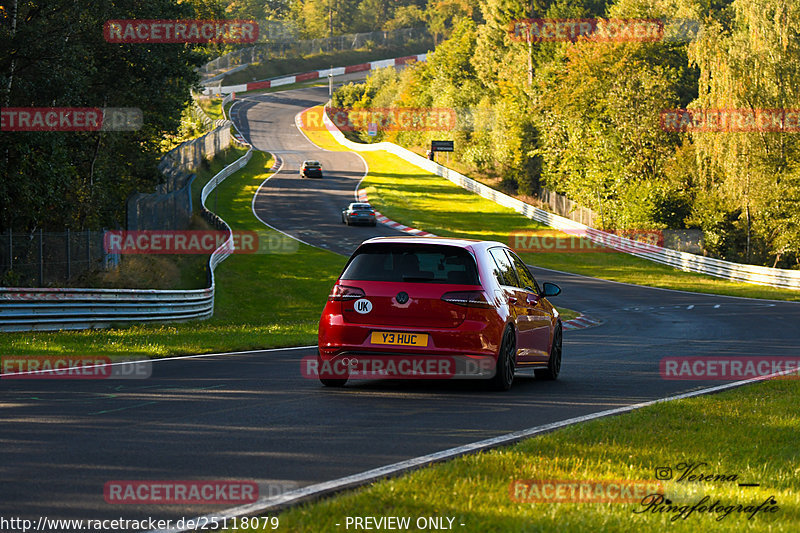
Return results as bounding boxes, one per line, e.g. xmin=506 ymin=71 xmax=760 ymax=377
xmin=527 ymin=263 xmax=800 ymax=304
xmin=250 ymin=152 xmax=316 ymax=248
xmin=2 ymin=346 xmax=317 ymax=378
xmin=292 ymin=109 xmax=380 ymax=232
xmin=294 ymin=109 xmax=335 ymax=153
xmin=147 ymin=368 xmax=793 ymax=533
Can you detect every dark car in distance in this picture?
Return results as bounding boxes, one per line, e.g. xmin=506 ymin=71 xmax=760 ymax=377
xmin=342 ymin=203 xmax=377 ymax=226
xmin=300 ymin=160 xmax=323 ymax=178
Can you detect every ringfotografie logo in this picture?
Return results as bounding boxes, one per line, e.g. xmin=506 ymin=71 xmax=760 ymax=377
xmin=634 ymin=462 xmax=779 ymax=522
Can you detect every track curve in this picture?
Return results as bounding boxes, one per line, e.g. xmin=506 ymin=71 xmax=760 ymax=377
xmin=232 ymin=88 xmax=403 ymax=254
xmin=2 ymin=86 xmax=800 ymax=529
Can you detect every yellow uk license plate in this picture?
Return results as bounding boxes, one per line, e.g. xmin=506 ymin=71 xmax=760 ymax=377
xmin=370 ymin=331 xmax=428 ymax=347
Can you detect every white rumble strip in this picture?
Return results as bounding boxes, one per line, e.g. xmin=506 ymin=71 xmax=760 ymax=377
xmin=147 ymin=364 xmax=795 ymax=533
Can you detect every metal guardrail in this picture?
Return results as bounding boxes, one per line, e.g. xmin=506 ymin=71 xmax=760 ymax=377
xmin=321 ymin=106 xmax=800 ymax=291
xmin=0 ymin=143 xmax=254 ymax=332
xmin=221 ymin=94 xmax=234 ymax=120
xmin=199 ymin=26 xmax=429 ymax=83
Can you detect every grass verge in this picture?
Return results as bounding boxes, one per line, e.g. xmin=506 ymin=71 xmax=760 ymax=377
xmin=197 ymin=97 xmax=224 ymax=121
xmin=253 ymin=378 xmax=799 ymax=532
xmin=298 ymin=106 xmax=800 ymax=302
xmin=0 ymin=150 xmax=347 ymax=357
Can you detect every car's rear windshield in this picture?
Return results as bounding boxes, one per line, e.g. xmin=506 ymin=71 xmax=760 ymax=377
xmin=305 ymin=162 xmax=320 ymax=168
xmin=341 ymin=244 xmax=480 ymax=284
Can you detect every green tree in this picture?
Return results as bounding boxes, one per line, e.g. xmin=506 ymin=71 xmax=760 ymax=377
xmin=384 ymin=5 xmax=427 ymax=30
xmin=0 ymin=0 xmax=203 ymax=231
xmin=688 ymin=0 xmax=800 ymax=265
xmin=427 ymin=0 xmax=480 ymax=44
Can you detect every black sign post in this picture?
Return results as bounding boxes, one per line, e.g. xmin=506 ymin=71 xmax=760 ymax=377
xmin=430 ymin=140 xmax=454 ymax=164
xmin=430 ymin=140 xmax=454 ymax=152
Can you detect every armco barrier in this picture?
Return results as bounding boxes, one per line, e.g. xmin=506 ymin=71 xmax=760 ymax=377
xmin=321 ymin=107 xmax=800 ymax=290
xmin=203 ymin=54 xmax=427 ymax=96
xmin=0 ymin=146 xmax=253 ymax=332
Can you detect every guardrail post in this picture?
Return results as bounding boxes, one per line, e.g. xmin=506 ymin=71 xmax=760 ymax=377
xmin=38 ymin=228 xmax=43 ymax=286
xmin=66 ymin=228 xmax=71 ymax=281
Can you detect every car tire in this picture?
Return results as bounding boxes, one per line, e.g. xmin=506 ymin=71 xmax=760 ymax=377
xmin=488 ymin=326 xmax=516 ymax=391
xmin=318 ymin=354 xmax=349 ymax=387
xmin=341 ymin=214 xmax=346 ymax=224
xmin=370 ymin=221 xmax=377 ymax=227
xmin=536 ymin=324 xmax=562 ymax=380
xmin=320 ymin=377 xmax=348 ymax=387
xmin=345 ymin=217 xmax=350 ymax=226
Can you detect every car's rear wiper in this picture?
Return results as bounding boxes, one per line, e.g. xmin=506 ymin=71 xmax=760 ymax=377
xmin=402 ymin=276 xmax=435 ymax=282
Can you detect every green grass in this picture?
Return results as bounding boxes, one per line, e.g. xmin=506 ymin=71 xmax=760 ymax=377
xmin=76 ymin=147 xmax=250 ymax=292
xmin=209 ymin=151 xmax=346 ymax=335
xmin=250 ymin=379 xmax=799 ymax=532
xmin=0 ymin=150 xmax=347 ymax=358
xmin=299 ymin=106 xmax=800 ymax=302
xmin=197 ymin=97 xmax=224 ymax=121
xmin=556 ymin=307 xmax=580 ymax=321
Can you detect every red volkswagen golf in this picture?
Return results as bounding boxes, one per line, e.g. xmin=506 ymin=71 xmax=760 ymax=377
xmin=317 ymin=236 xmax=563 ymax=390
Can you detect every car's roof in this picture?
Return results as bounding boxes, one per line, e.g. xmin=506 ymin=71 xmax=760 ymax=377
xmin=359 ymin=236 xmax=506 ymax=251
xmin=349 ymin=202 xmax=372 ymax=208
xmin=303 ymin=160 xmax=320 ymax=165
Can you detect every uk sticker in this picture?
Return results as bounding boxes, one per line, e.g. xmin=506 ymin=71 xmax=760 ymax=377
xmin=354 ymin=299 xmax=373 ymax=314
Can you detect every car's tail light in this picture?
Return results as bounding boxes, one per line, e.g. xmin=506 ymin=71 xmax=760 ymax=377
xmin=441 ymin=291 xmax=492 ymax=308
xmin=329 ymin=285 xmax=365 ymax=301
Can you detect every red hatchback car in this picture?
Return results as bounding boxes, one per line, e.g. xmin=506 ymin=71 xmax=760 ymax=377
xmin=317 ymin=236 xmax=563 ymax=390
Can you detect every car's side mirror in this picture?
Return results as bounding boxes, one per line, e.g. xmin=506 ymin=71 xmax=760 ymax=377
xmin=541 ymin=282 xmax=561 ymax=297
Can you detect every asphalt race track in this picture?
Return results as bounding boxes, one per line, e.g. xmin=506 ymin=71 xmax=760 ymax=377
xmin=2 ymin=86 xmax=800 ymax=529
xmin=232 ymin=88 xmax=402 ymax=253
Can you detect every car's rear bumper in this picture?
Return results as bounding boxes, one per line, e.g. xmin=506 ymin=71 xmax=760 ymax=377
xmin=346 ymin=217 xmax=377 ymax=225
xmin=318 ymin=316 xmax=501 ymax=361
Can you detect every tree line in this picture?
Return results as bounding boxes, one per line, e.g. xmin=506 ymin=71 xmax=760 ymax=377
xmin=215 ymin=0 xmax=474 ymax=41
xmin=1 ymin=0 xmax=204 ymax=233
xmin=331 ymin=0 xmax=800 ymax=268
xmin=0 ymin=0 xmax=461 ymax=234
